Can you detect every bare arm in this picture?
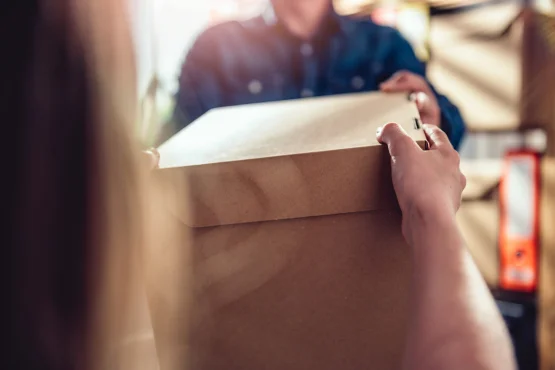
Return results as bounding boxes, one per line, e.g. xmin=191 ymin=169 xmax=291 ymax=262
xmin=377 ymin=123 xmax=516 ymax=370
xmin=404 ymin=207 xmax=514 ymax=370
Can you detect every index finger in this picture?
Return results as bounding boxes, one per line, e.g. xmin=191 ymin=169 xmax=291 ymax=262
xmin=422 ymin=124 xmax=453 ymax=152
xmin=380 ymin=72 xmax=429 ymax=93
xmin=377 ymin=122 xmax=421 ymax=158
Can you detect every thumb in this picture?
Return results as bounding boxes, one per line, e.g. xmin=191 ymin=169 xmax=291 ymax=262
xmin=410 ymin=92 xmax=429 ymax=112
xmin=377 ymin=122 xmax=420 ymax=157
xmin=143 ymin=148 xmax=160 ymax=169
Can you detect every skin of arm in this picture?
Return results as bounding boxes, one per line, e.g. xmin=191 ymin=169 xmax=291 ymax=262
xmin=403 ymin=207 xmax=515 ymax=370
xmin=377 ymin=123 xmax=516 ymax=370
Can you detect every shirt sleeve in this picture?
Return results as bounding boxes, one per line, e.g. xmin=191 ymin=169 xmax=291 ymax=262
xmin=386 ymin=29 xmax=466 ymax=150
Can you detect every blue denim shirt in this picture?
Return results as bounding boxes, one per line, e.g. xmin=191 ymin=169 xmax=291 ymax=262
xmin=173 ymin=8 xmax=465 ymax=148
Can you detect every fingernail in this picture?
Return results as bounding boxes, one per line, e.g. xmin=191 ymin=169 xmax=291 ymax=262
xmin=391 ymin=73 xmax=403 ymax=82
xmin=376 ymin=126 xmax=383 ymax=136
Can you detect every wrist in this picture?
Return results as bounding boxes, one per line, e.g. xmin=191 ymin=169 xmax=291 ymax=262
xmin=401 ymin=201 xmax=458 ymax=247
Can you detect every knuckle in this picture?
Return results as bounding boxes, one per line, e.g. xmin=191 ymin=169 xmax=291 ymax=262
xmin=460 ymin=173 xmax=467 ymax=189
xmin=389 ymin=136 xmax=413 ymax=156
xmin=444 ymin=148 xmax=460 ymax=164
xmin=382 ymin=122 xmax=399 ymax=133
xmin=396 ymin=135 xmax=414 ymax=148
xmin=453 ymin=151 xmax=461 ymax=165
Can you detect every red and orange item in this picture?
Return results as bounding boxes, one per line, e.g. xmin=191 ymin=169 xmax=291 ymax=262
xmin=499 ymin=151 xmax=541 ymax=292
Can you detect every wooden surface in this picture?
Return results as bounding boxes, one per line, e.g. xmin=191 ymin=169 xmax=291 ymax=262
xmin=158 ymin=92 xmax=425 ymax=227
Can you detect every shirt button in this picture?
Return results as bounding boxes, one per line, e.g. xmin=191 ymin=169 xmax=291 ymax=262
xmin=300 ymin=43 xmax=313 ymax=57
xmin=248 ymin=80 xmax=263 ymax=95
xmin=301 ymin=88 xmax=314 ymax=98
xmin=351 ymin=76 xmax=365 ymax=90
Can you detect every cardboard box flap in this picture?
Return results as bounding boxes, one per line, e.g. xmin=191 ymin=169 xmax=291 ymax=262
xmin=159 ymin=92 xmax=425 ymax=227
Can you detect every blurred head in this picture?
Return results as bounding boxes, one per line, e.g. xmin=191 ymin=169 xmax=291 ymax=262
xmin=270 ymin=0 xmax=333 ymax=39
xmin=271 ymin=0 xmax=332 ymax=6
xmin=271 ymin=0 xmax=332 ymax=14
xmin=3 ymin=1 xmax=156 ymax=369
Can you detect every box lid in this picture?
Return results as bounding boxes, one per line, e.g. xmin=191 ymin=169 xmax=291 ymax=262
xmin=158 ymin=92 xmax=425 ymax=227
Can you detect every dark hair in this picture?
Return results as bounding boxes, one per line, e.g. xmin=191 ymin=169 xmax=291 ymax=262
xmin=3 ymin=2 xmax=181 ymax=368
xmin=4 ymin=2 xmax=98 ymax=369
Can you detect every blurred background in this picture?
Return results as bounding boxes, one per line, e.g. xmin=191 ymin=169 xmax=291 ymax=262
xmin=124 ymin=1 xmax=555 ymax=369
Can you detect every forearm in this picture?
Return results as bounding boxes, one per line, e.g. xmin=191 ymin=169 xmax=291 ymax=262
xmin=402 ymin=206 xmax=515 ymax=370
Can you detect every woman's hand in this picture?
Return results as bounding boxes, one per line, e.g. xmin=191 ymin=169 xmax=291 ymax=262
xmin=377 ymin=123 xmax=466 ymax=237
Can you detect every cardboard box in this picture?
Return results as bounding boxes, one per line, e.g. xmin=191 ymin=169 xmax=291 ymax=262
xmin=521 ymin=10 xmax=555 ymax=133
xmin=150 ymin=92 xmax=425 ymax=370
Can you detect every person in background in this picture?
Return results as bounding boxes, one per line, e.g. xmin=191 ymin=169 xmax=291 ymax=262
xmin=169 ymin=0 xmax=466 ymax=149
xmin=4 ymin=1 xmax=512 ymax=369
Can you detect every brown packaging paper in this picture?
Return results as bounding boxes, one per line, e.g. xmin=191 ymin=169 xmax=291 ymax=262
xmin=149 ymin=92 xmax=425 ymax=370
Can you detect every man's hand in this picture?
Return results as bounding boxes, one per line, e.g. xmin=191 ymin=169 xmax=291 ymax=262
xmin=377 ymin=122 xmax=465 ymax=229
xmin=380 ymin=71 xmax=441 ymax=128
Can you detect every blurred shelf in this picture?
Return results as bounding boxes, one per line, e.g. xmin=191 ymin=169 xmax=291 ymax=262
xmin=459 ymin=159 xmax=502 ymax=288
xmin=458 ymin=198 xmax=500 ymax=288
xmin=335 ymin=0 xmax=520 ymax=15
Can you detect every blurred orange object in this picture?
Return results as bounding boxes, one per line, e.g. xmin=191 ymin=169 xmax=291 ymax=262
xmin=499 ymin=151 xmax=541 ymax=292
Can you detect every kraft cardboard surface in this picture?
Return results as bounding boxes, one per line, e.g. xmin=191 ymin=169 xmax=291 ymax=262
xmin=520 ymin=11 xmax=555 ymax=131
xmin=186 ymin=211 xmax=411 ymax=370
xmin=146 ymin=179 xmax=505 ymax=370
xmin=146 ymin=210 xmax=411 ymax=370
xmin=158 ymin=92 xmax=424 ymax=227
xmin=149 ymin=92 xmax=423 ymax=370
xmin=427 ymin=2 xmax=522 ymax=132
